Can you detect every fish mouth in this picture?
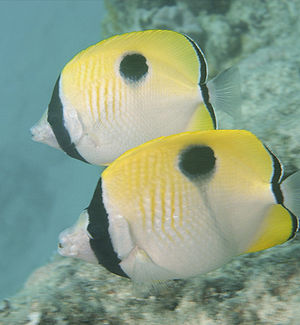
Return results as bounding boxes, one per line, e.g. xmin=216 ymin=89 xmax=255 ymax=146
xmin=30 ymin=122 xmax=45 ymax=141
xmin=30 ymin=108 xmax=60 ymax=149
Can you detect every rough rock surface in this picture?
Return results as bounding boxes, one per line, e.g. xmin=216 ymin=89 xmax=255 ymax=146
xmin=103 ymin=0 xmax=300 ymax=170
xmin=1 ymin=239 xmax=300 ymax=325
xmin=2 ymin=0 xmax=300 ymax=324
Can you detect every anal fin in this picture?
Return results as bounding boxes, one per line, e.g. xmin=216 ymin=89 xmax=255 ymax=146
xmin=245 ymin=204 xmax=298 ymax=253
xmin=185 ymin=103 xmax=215 ymax=132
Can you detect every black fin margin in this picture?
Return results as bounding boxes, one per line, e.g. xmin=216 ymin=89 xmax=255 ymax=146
xmin=265 ymin=145 xmax=283 ymax=204
xmin=87 ymin=178 xmax=128 ymax=278
xmin=286 ymin=208 xmax=299 ymax=240
xmin=280 ymin=169 xmax=300 ymax=234
xmin=265 ymin=146 xmax=299 ymax=236
xmin=47 ymin=75 xmax=89 ymax=163
xmin=183 ymin=34 xmax=217 ymax=129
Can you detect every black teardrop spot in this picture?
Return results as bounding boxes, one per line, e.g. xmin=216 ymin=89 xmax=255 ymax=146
xmin=119 ymin=53 xmax=148 ymax=82
xmin=179 ymin=145 xmax=216 ymax=178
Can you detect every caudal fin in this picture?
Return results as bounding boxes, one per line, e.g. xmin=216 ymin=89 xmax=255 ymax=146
xmin=281 ymin=170 xmax=300 ymax=217
xmin=206 ymin=66 xmax=241 ymax=124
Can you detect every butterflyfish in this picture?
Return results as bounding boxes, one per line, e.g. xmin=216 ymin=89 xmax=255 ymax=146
xmin=58 ymin=129 xmax=299 ymax=283
xmin=31 ymin=30 xmax=240 ymax=165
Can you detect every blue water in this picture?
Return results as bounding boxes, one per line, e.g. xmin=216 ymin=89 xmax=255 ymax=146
xmin=0 ymin=0 xmax=105 ymax=300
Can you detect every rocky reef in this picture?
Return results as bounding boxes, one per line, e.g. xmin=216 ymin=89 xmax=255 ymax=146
xmin=1 ymin=239 xmax=300 ymax=324
xmin=103 ymin=0 xmax=300 ymax=170
xmin=1 ymin=0 xmax=300 ymax=324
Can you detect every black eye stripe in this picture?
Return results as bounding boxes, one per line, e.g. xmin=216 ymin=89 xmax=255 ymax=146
xmin=47 ymin=75 xmax=88 ymax=163
xmin=87 ymin=178 xmax=128 ymax=278
xmin=179 ymin=145 xmax=216 ymax=179
xmin=119 ymin=53 xmax=148 ymax=83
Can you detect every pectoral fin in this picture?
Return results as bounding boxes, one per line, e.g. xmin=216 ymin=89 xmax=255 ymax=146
xmin=120 ymin=247 xmax=179 ymax=283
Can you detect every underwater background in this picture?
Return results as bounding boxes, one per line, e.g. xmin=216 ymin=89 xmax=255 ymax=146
xmin=1 ymin=0 xmax=300 ymax=324
xmin=0 ymin=0 xmax=105 ymax=301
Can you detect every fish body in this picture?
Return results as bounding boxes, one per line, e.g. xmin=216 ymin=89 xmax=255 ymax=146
xmin=31 ymin=30 xmax=240 ymax=165
xmin=58 ymin=130 xmax=299 ymax=282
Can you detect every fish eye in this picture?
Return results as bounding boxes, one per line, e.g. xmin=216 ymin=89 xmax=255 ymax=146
xmin=178 ymin=145 xmax=216 ymax=178
xmin=58 ymin=242 xmax=63 ymax=249
xmin=119 ymin=53 xmax=148 ymax=82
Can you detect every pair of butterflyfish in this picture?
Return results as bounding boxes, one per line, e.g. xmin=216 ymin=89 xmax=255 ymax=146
xmin=31 ymin=30 xmax=299 ymax=283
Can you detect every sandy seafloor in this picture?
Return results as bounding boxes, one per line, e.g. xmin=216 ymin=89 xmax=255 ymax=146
xmin=1 ymin=0 xmax=300 ymax=324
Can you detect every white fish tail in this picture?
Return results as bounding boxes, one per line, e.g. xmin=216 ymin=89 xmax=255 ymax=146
xmin=281 ymin=170 xmax=300 ymax=217
xmin=206 ymin=66 xmax=241 ymax=123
